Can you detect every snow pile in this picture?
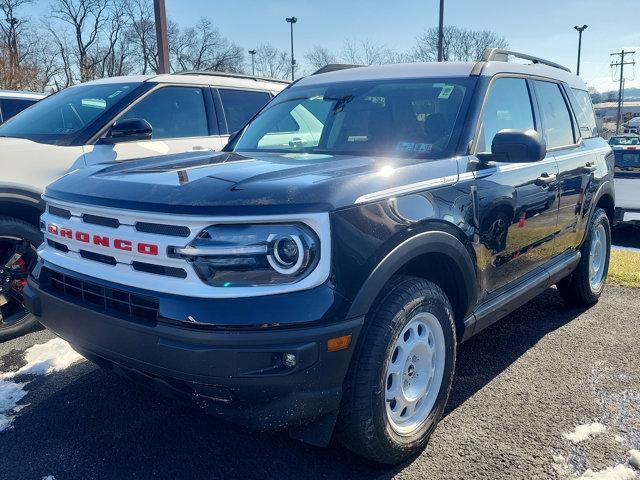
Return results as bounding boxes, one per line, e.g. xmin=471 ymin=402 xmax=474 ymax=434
xmin=7 ymin=338 xmax=84 ymax=377
xmin=576 ymin=464 xmax=636 ymax=480
xmin=0 ymin=338 xmax=84 ymax=432
xmin=630 ymin=450 xmax=640 ymax=470
xmin=563 ymin=423 xmax=608 ymax=443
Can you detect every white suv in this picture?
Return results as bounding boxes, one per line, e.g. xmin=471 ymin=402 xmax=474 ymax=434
xmin=0 ymin=90 xmax=45 ymax=124
xmin=0 ymin=72 xmax=287 ymax=340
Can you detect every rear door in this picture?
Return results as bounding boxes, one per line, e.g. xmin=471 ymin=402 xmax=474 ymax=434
xmin=84 ymin=85 xmax=223 ymax=165
xmin=473 ymin=76 xmax=560 ymax=293
xmin=531 ymin=80 xmax=594 ymax=254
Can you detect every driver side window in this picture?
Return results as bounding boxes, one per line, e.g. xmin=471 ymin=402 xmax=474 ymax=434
xmin=479 ymin=77 xmax=535 ymax=153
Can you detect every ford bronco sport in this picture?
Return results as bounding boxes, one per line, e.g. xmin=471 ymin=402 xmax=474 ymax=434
xmin=0 ymin=72 xmax=286 ymax=340
xmin=26 ymin=49 xmax=614 ymax=464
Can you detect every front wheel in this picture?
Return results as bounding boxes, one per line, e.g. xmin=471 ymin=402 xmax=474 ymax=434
xmin=338 ymin=276 xmax=456 ymax=464
xmin=557 ymin=207 xmax=611 ymax=306
xmin=0 ymin=216 xmax=42 ymax=341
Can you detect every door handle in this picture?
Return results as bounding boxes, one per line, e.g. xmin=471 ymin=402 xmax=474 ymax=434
xmin=535 ymin=172 xmax=557 ymax=186
xmin=583 ymin=162 xmax=597 ymax=173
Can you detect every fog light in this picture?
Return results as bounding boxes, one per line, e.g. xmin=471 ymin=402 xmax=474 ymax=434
xmin=283 ymin=353 xmax=297 ymax=368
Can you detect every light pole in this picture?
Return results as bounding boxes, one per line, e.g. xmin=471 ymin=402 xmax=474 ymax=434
xmin=153 ymin=0 xmax=170 ymax=74
xmin=285 ymin=17 xmax=297 ymax=81
xmin=574 ymin=24 xmax=587 ymax=76
xmin=437 ymin=0 xmax=444 ymax=62
xmin=248 ymin=49 xmax=257 ymax=76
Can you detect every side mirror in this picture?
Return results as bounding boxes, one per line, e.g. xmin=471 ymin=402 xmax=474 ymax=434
xmin=477 ymin=129 xmax=546 ymax=163
xmin=101 ymin=118 xmax=152 ymax=144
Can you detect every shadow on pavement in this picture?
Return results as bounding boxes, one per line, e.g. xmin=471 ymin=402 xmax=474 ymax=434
xmin=612 ymin=224 xmax=640 ymax=249
xmin=0 ymin=288 xmax=586 ymax=480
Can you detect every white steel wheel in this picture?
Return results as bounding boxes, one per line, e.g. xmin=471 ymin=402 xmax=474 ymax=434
xmin=589 ymin=223 xmax=607 ymax=291
xmin=384 ymin=312 xmax=446 ymax=436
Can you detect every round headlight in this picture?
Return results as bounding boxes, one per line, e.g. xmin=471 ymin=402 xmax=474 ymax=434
xmin=268 ymin=234 xmax=305 ymax=274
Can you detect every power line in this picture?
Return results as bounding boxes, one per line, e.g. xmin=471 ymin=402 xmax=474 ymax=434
xmin=610 ymin=49 xmax=635 ymax=134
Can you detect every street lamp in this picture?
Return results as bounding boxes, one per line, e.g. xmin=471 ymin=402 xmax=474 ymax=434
xmin=437 ymin=0 xmax=444 ymax=62
xmin=574 ymin=24 xmax=588 ymax=76
xmin=285 ymin=16 xmax=297 ymax=81
xmin=248 ymin=49 xmax=257 ymax=76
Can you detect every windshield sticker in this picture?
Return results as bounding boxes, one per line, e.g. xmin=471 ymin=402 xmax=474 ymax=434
xmin=397 ymin=142 xmax=433 ymax=153
xmin=438 ymin=85 xmax=454 ymax=99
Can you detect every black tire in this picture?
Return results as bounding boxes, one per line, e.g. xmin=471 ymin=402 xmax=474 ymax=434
xmin=0 ymin=216 xmax=43 ymax=342
xmin=557 ymin=207 xmax=611 ymax=306
xmin=338 ymin=275 xmax=456 ymax=464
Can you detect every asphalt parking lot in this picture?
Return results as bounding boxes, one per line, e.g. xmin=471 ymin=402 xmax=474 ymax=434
xmin=1 ymin=283 xmax=639 ymax=480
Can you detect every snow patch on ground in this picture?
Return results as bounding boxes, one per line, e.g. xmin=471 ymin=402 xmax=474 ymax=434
xmin=3 ymin=338 xmax=84 ymax=378
xmin=629 ymin=450 xmax=640 ymax=470
xmin=0 ymin=338 xmax=84 ymax=432
xmin=564 ymin=423 xmax=608 ymax=443
xmin=576 ymin=464 xmax=637 ymax=480
xmin=0 ymin=380 xmax=28 ymax=431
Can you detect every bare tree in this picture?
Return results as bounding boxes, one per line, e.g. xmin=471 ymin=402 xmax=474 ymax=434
xmin=253 ymin=43 xmax=290 ymax=79
xmin=124 ymin=0 xmax=157 ymax=73
xmin=414 ymin=26 xmax=508 ymax=62
xmin=50 ymin=0 xmax=111 ymax=82
xmin=0 ymin=0 xmax=40 ymax=89
xmin=169 ymin=18 xmax=243 ymax=73
xmin=304 ymin=45 xmax=338 ymax=70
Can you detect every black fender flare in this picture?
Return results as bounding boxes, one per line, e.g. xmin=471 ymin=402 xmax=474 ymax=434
xmin=346 ymin=230 xmax=478 ymax=320
xmin=0 ymin=187 xmax=44 ymax=209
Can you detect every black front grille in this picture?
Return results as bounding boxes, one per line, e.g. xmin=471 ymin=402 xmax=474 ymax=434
xmin=83 ymin=214 xmax=120 ymax=228
xmin=135 ymin=222 xmax=190 ymax=237
xmin=80 ymin=249 xmax=117 ymax=266
xmin=49 ymin=205 xmax=72 ymax=219
xmin=41 ymin=268 xmax=159 ymax=325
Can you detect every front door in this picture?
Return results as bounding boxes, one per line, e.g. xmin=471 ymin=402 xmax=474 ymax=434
xmin=83 ymin=85 xmax=226 ymax=166
xmin=472 ymin=76 xmax=560 ymax=294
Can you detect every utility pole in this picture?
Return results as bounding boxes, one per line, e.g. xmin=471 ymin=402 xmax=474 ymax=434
xmin=437 ymin=0 xmax=444 ymax=62
xmin=285 ymin=17 xmax=297 ymax=81
xmin=610 ymin=49 xmax=635 ymax=134
xmin=248 ymin=49 xmax=257 ymax=76
xmin=574 ymin=25 xmax=587 ymax=75
xmin=153 ymin=0 xmax=170 ymax=74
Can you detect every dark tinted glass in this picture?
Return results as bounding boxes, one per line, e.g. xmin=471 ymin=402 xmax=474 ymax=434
xmin=480 ymin=77 xmax=535 ymax=152
xmin=0 ymin=98 xmax=37 ymax=122
xmin=219 ymin=89 xmax=272 ymax=134
xmin=120 ymin=86 xmax=208 ymax=139
xmin=534 ymin=80 xmax=575 ymax=148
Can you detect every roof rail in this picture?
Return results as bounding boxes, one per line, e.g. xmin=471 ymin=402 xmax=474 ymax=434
xmin=312 ymin=64 xmax=366 ymax=75
xmin=482 ymin=48 xmax=571 ymax=73
xmin=172 ymin=70 xmax=290 ymax=85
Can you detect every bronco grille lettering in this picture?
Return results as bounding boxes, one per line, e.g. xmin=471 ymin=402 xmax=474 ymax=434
xmin=46 ymin=223 xmax=158 ymax=256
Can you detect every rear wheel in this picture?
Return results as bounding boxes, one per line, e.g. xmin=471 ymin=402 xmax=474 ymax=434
xmin=557 ymin=208 xmax=611 ymax=306
xmin=0 ymin=217 xmax=42 ymax=341
xmin=338 ymin=276 xmax=456 ymax=464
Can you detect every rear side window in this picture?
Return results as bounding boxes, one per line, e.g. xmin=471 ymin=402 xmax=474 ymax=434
xmin=479 ymin=77 xmax=535 ymax=152
xmin=568 ymin=88 xmax=598 ymax=138
xmin=0 ymin=98 xmax=37 ymax=122
xmin=120 ymin=86 xmax=209 ymax=139
xmin=219 ymin=89 xmax=271 ymax=134
xmin=534 ymin=80 xmax=575 ymax=149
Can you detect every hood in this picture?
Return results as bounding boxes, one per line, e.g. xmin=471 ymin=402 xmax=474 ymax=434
xmin=44 ymin=150 xmax=459 ymax=215
xmin=0 ymin=136 xmax=53 ymax=153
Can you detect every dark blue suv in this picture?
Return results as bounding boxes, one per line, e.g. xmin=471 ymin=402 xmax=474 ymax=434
xmin=25 ymin=49 xmax=614 ymax=464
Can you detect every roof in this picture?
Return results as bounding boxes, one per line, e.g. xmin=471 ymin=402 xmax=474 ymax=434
xmin=296 ymin=58 xmax=587 ymax=90
xmin=80 ymin=72 xmax=287 ymax=92
xmin=0 ymin=90 xmax=46 ymax=100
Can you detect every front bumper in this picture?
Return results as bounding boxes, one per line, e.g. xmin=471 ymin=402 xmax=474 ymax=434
xmin=25 ymin=264 xmax=363 ymax=430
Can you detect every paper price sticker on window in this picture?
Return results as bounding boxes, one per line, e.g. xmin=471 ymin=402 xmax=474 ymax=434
xmin=438 ymin=85 xmax=454 ymax=99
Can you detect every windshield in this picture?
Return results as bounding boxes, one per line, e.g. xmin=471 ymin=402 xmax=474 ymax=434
xmin=609 ymin=136 xmax=640 ymax=145
xmin=0 ymin=82 xmax=140 ymax=145
xmin=231 ymin=77 xmax=475 ymax=158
